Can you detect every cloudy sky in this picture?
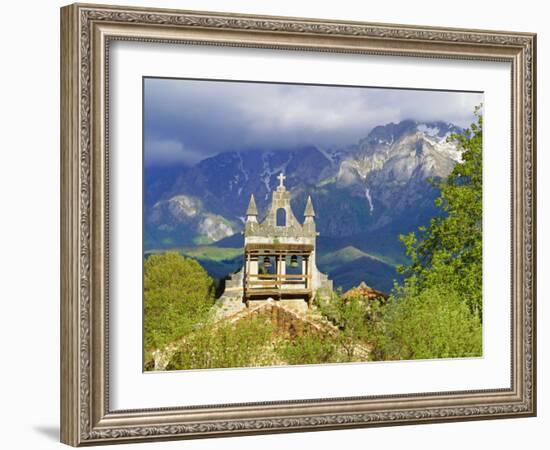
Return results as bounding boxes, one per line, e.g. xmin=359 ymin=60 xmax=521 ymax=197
xmin=144 ymin=77 xmax=483 ymax=167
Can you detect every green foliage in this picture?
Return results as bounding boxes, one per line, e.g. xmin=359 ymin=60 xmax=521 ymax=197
xmin=279 ymin=333 xmax=338 ymax=365
xmin=398 ymin=106 xmax=483 ymax=318
xmin=317 ymin=292 xmax=372 ymax=361
xmin=369 ymin=285 xmax=482 ymax=360
xmin=144 ymin=252 xmax=215 ymax=357
xmin=167 ymin=317 xmax=273 ymax=370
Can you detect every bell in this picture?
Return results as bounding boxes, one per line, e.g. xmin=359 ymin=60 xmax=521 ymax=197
xmin=263 ymin=256 xmax=272 ymax=268
xmin=290 ymin=255 xmax=299 ymax=268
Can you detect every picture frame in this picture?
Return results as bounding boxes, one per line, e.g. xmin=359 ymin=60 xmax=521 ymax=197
xmin=60 ymin=2 xmax=536 ymax=446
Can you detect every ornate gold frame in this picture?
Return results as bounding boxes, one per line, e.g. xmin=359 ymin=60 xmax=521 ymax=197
xmin=60 ymin=3 xmax=536 ymax=446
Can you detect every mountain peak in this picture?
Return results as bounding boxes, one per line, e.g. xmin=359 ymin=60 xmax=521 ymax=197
xmin=416 ymin=121 xmax=463 ymax=139
xmin=362 ymin=120 xmax=418 ymax=147
xmin=361 ymin=119 xmax=463 ymax=150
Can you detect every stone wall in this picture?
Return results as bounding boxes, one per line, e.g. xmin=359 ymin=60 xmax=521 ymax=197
xmin=227 ymin=299 xmax=337 ymax=337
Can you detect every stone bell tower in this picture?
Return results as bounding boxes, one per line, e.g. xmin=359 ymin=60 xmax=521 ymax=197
xmin=217 ymin=173 xmax=332 ymax=316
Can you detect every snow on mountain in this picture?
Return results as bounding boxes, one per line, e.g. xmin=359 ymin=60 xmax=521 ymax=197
xmin=333 ymin=120 xmax=464 ymax=230
xmin=338 ymin=121 xmax=462 ymax=185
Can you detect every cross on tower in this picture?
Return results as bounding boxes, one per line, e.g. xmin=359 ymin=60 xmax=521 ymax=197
xmin=277 ymin=172 xmax=286 ymax=188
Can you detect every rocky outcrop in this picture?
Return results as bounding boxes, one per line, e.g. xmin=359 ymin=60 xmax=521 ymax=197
xmin=336 ymin=121 xmax=463 ymax=230
xmin=147 ymin=194 xmax=237 ymax=244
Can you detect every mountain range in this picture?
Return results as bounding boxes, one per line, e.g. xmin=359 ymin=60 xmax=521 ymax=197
xmin=144 ymin=119 xmax=464 ymax=293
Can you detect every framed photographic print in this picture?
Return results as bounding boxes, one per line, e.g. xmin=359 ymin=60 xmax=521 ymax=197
xmin=60 ymin=3 xmax=537 ymax=446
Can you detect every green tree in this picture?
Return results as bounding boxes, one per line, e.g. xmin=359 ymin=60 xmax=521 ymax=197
xmin=398 ymin=106 xmax=483 ymax=318
xmin=365 ymin=106 xmax=484 ymax=361
xmin=369 ymin=285 xmax=482 ymax=360
xmin=144 ymin=252 xmax=215 ymax=359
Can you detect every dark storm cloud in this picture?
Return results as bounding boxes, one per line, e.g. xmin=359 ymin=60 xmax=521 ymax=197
xmin=143 ymin=78 xmax=483 ymax=167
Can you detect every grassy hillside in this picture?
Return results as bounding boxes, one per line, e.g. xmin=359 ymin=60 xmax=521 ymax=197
xmin=318 ymin=245 xmax=391 ymax=269
xmin=317 ymin=245 xmax=400 ymax=292
xmin=326 ymin=256 xmax=400 ymax=293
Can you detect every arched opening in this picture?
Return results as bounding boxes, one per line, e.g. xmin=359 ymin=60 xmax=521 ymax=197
xmin=276 ymin=208 xmax=286 ymax=227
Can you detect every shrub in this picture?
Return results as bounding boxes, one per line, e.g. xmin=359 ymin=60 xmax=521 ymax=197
xmin=167 ymin=317 xmax=274 ymax=370
xmin=316 ymin=292 xmax=373 ymax=361
xmin=370 ymin=284 xmax=482 ymax=361
xmin=279 ymin=333 xmax=338 ymax=365
xmin=144 ymin=252 xmax=214 ymax=359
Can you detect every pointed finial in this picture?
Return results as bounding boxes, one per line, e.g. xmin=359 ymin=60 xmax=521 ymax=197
xmin=304 ymin=196 xmax=315 ymax=217
xmin=246 ymin=194 xmax=258 ymax=216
